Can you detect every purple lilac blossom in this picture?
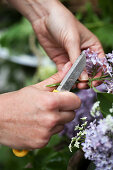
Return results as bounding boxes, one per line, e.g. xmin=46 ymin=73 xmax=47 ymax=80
xmin=61 ymin=49 xmax=112 ymax=138
xmin=60 ymin=84 xmax=106 ymax=138
xmin=84 ymin=49 xmax=113 ymax=93
xmin=84 ymin=49 xmax=113 ymax=77
xmin=82 ymin=115 xmax=113 ymax=170
xmin=84 ymin=48 xmax=103 ymax=76
xmin=105 ymin=79 xmax=113 ymax=93
xmin=106 ymin=51 xmax=113 ymax=67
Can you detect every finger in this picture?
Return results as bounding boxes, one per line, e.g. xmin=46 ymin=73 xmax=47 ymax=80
xmin=58 ymin=110 xmax=76 ymax=124
xmin=92 ymin=71 xmax=103 ymax=87
xmin=66 ymin=38 xmax=81 ymax=64
xmin=79 ymin=70 xmax=88 ymax=81
xmin=33 ymin=62 xmax=72 ymax=91
xmin=77 ymin=70 xmax=89 ymax=89
xmin=51 ymin=125 xmax=64 ymax=135
xmin=54 ymin=91 xmax=81 ymax=111
xmin=88 ymin=36 xmax=105 ymax=59
xmin=77 ymin=82 xmax=89 ymax=89
xmin=66 ymin=39 xmax=89 ymax=81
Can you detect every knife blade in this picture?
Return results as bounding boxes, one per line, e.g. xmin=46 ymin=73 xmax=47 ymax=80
xmin=57 ymin=51 xmax=86 ymax=91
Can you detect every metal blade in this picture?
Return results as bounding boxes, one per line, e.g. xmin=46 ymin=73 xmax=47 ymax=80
xmin=57 ymin=52 xmax=86 ymax=91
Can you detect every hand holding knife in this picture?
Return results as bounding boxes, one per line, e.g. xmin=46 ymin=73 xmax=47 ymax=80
xmin=13 ymin=52 xmax=86 ymax=157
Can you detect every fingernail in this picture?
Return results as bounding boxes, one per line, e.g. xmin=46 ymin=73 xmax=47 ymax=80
xmin=79 ymin=71 xmax=88 ymax=81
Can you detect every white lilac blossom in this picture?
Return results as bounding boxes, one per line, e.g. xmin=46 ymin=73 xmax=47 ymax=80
xmin=69 ymin=117 xmax=87 ymax=152
xmin=90 ymin=101 xmax=100 ymax=117
xmin=60 ymin=88 xmax=96 ymax=138
xmin=82 ymin=115 xmax=113 ymax=170
xmin=109 ymin=103 xmax=113 ymax=113
xmin=60 ymin=84 xmax=106 ymax=138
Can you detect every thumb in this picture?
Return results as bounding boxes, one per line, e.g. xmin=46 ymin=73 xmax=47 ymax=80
xmin=33 ymin=62 xmax=72 ymax=91
xmin=66 ymin=40 xmax=88 ymax=82
xmin=66 ymin=38 xmax=81 ymax=63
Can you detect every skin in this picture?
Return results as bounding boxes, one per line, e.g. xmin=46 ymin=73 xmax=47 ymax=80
xmin=0 ymin=62 xmax=81 ymax=149
xmin=8 ymin=0 xmax=105 ymax=87
xmin=0 ymin=0 xmax=104 ymax=149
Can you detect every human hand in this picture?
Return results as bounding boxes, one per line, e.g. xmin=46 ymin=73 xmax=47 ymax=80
xmin=0 ymin=62 xmax=81 ymax=150
xmin=8 ymin=0 xmax=104 ymax=88
xmin=31 ymin=0 xmax=105 ymax=88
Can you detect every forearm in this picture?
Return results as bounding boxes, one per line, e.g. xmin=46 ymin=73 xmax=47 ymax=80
xmin=7 ymin=0 xmax=61 ymax=23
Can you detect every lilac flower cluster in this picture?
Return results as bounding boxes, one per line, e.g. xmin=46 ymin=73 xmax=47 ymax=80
xmin=82 ymin=115 xmax=113 ymax=170
xmin=84 ymin=49 xmax=113 ymax=93
xmin=60 ymin=84 xmax=105 ymax=138
xmin=61 ymin=49 xmax=112 ymax=138
xmin=60 ymin=88 xmax=96 ymax=138
xmin=105 ymin=79 xmax=113 ymax=93
xmin=84 ymin=49 xmax=113 ymax=77
xmin=84 ymin=48 xmax=103 ymax=76
xmin=106 ymin=51 xmax=113 ymax=67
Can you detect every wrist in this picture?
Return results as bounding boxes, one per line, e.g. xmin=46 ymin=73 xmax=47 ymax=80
xmin=7 ymin=0 xmax=61 ymax=23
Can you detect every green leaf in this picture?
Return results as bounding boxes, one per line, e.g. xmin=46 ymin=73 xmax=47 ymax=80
xmin=32 ymin=147 xmax=72 ymax=170
xmin=99 ymin=0 xmax=113 ymax=17
xmin=46 ymin=83 xmax=60 ymax=87
xmin=92 ymin=86 xmax=101 ymax=93
xmin=97 ymin=92 xmax=113 ymax=117
xmin=30 ymin=135 xmax=72 ymax=170
xmin=94 ymin=24 xmax=113 ymax=48
xmin=0 ymin=17 xmax=33 ymax=54
xmin=47 ymin=134 xmax=62 ymax=147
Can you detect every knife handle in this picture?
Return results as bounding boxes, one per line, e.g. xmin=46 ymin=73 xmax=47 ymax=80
xmin=53 ymin=89 xmax=59 ymax=92
xmin=12 ymin=149 xmax=28 ymax=157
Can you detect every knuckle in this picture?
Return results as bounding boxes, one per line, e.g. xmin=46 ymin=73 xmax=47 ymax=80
xmin=70 ymin=111 xmax=76 ymax=121
xmin=47 ymin=115 xmax=59 ymax=128
xmin=74 ymin=97 xmax=81 ymax=109
xmin=69 ymin=93 xmax=81 ymax=109
xmin=39 ymin=140 xmax=49 ymax=148
xmin=46 ymin=97 xmax=58 ymax=110
xmin=30 ymin=135 xmax=50 ymax=149
xmin=77 ymin=96 xmax=81 ymax=107
xmin=39 ymin=136 xmax=50 ymax=148
xmin=32 ymin=140 xmax=49 ymax=149
xmin=67 ymin=34 xmax=80 ymax=46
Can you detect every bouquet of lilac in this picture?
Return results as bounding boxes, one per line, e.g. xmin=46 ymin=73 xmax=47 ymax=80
xmin=68 ymin=49 xmax=113 ymax=170
xmin=47 ymin=49 xmax=113 ymax=169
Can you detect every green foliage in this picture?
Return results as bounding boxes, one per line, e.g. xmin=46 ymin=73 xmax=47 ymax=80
xmin=31 ymin=147 xmax=71 ymax=170
xmin=37 ymin=66 xmax=56 ymax=82
xmin=31 ymin=135 xmax=72 ymax=170
xmin=99 ymin=0 xmax=113 ymax=18
xmin=97 ymin=92 xmax=113 ymax=117
xmin=0 ymin=135 xmax=72 ymax=170
xmin=0 ymin=146 xmax=29 ymax=170
xmin=76 ymin=2 xmax=113 ymax=52
xmin=0 ymin=18 xmax=33 ymax=54
xmin=94 ymin=24 xmax=113 ymax=49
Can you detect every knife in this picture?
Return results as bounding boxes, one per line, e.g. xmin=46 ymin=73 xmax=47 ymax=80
xmin=53 ymin=51 xmax=86 ymax=92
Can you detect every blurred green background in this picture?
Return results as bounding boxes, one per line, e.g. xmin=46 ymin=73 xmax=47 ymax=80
xmin=0 ymin=0 xmax=113 ymax=169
